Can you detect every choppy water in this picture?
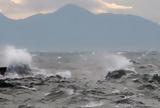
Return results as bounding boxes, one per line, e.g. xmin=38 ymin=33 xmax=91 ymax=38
xmin=32 ymin=51 xmax=133 ymax=80
xmin=0 ymin=46 xmax=160 ymax=108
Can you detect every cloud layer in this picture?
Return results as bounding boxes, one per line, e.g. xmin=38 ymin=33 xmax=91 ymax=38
xmin=97 ymin=0 xmax=132 ymax=10
xmin=0 ymin=0 xmax=159 ymax=22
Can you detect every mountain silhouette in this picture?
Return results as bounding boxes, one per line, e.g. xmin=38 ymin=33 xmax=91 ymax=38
xmin=0 ymin=4 xmax=160 ymax=51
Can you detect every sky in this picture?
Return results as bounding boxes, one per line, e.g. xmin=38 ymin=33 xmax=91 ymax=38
xmin=0 ymin=0 xmax=159 ymax=23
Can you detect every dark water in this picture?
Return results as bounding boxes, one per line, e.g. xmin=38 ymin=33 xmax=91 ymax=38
xmin=1 ymin=51 xmax=160 ymax=108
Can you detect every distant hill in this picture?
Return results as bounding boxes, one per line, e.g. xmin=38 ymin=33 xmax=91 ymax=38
xmin=0 ymin=5 xmax=160 ymax=51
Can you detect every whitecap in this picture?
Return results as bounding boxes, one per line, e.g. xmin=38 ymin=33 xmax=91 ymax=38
xmin=81 ymin=101 xmax=104 ymax=108
xmin=55 ymin=71 xmax=72 ymax=79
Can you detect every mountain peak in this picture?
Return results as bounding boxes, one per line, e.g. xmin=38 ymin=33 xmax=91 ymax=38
xmin=60 ymin=4 xmax=83 ymax=9
xmin=0 ymin=4 xmax=160 ymax=50
xmin=54 ymin=4 xmax=93 ymax=15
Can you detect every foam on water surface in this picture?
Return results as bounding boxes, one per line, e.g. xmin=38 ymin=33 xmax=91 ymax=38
xmin=81 ymin=101 xmax=104 ymax=107
xmin=55 ymin=71 xmax=72 ymax=79
xmin=1 ymin=45 xmax=32 ymax=67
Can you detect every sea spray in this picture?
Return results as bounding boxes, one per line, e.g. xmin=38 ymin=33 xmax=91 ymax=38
xmin=78 ymin=52 xmax=134 ymax=80
xmin=55 ymin=71 xmax=72 ymax=79
xmin=104 ymin=54 xmax=133 ymax=72
xmin=0 ymin=45 xmax=33 ymax=78
xmin=0 ymin=45 xmax=32 ymax=67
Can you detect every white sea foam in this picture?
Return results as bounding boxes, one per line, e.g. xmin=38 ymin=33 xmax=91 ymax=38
xmin=104 ymin=54 xmax=133 ymax=72
xmin=0 ymin=72 xmax=20 ymax=79
xmin=32 ymin=67 xmax=54 ymax=77
xmin=81 ymin=101 xmax=104 ymax=107
xmin=20 ymin=86 xmax=37 ymax=91
xmin=81 ymin=52 xmax=134 ymax=80
xmin=55 ymin=71 xmax=72 ymax=79
xmin=0 ymin=45 xmax=33 ymax=78
xmin=0 ymin=45 xmax=32 ymax=67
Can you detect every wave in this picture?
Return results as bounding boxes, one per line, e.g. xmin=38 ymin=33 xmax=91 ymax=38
xmin=0 ymin=45 xmax=32 ymax=67
xmin=0 ymin=46 xmax=134 ymax=80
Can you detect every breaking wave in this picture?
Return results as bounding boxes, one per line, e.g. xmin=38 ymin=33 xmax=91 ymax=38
xmin=103 ymin=53 xmax=133 ymax=72
xmin=55 ymin=71 xmax=72 ymax=79
xmin=0 ymin=45 xmax=32 ymax=67
xmin=0 ymin=46 xmax=134 ymax=80
xmin=77 ymin=52 xmax=134 ymax=80
xmin=0 ymin=45 xmax=33 ymax=78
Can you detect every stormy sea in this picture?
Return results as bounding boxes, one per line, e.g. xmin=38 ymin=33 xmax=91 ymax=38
xmin=0 ymin=46 xmax=160 ymax=108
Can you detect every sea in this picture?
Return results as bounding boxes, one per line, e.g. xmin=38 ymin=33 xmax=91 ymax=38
xmin=0 ymin=46 xmax=160 ymax=108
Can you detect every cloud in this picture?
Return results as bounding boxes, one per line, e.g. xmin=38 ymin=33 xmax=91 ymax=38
xmin=0 ymin=0 xmax=58 ymax=19
xmin=96 ymin=0 xmax=133 ymax=10
xmin=10 ymin=0 xmax=24 ymax=5
xmin=105 ymin=2 xmax=133 ymax=9
xmin=94 ymin=8 xmax=107 ymax=13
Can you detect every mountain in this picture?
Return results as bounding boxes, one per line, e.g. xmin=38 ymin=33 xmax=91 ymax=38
xmin=0 ymin=5 xmax=160 ymax=51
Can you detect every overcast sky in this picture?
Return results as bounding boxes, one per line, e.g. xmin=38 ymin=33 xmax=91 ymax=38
xmin=0 ymin=0 xmax=159 ymax=23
